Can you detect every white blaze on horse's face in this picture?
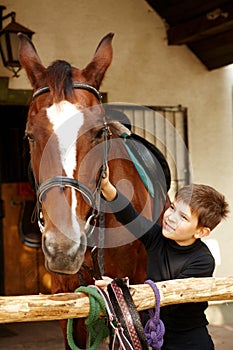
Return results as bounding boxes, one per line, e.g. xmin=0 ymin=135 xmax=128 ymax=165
xmin=46 ymin=101 xmax=83 ymax=177
xmin=46 ymin=100 xmax=84 ymax=234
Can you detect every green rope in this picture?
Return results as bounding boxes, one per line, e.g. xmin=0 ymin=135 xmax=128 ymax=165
xmin=67 ymin=286 xmax=110 ymax=350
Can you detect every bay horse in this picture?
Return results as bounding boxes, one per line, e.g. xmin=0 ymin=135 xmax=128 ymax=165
xmin=18 ymin=32 xmax=170 ymax=349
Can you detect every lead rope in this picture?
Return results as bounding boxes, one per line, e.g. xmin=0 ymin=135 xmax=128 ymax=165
xmin=67 ymin=286 xmax=109 ymax=350
xmin=98 ymin=124 xmax=111 ymax=275
xmin=86 ymin=124 xmax=111 ymax=276
xmin=144 ymin=280 xmax=165 ymax=350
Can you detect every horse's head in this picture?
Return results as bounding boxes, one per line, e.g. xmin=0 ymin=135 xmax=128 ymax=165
xmin=18 ymin=33 xmax=114 ymax=275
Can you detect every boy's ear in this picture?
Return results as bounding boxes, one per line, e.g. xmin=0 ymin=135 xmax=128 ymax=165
xmin=195 ymin=227 xmax=211 ymax=239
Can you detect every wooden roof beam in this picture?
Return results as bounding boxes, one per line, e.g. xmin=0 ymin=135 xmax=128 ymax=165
xmin=167 ymin=3 xmax=233 ymax=45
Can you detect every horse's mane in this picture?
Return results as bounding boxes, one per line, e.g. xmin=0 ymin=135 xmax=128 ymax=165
xmin=46 ymin=60 xmax=74 ymax=103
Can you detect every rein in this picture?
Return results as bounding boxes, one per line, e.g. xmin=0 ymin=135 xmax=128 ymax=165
xmin=68 ymin=279 xmax=149 ymax=350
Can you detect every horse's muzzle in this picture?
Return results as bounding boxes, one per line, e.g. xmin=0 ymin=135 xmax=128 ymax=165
xmin=42 ymin=230 xmax=87 ymax=275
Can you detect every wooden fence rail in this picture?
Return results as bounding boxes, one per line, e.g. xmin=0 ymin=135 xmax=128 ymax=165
xmin=0 ymin=277 xmax=233 ymax=324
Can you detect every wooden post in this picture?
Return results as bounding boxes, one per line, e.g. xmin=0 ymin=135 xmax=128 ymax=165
xmin=0 ymin=277 xmax=233 ymax=324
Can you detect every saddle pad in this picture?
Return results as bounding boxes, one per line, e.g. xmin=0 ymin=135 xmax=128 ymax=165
xmin=124 ymin=142 xmax=155 ymax=197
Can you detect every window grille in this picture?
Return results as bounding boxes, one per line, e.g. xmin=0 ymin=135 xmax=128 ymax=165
xmin=107 ymin=104 xmax=190 ymax=198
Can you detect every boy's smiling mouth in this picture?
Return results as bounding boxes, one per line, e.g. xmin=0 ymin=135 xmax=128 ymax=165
xmin=164 ymin=221 xmax=175 ymax=232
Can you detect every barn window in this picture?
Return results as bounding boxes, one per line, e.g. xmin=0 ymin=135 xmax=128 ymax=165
xmin=106 ymin=104 xmax=190 ymax=198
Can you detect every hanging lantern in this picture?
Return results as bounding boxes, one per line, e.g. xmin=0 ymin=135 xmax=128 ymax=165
xmin=0 ymin=5 xmax=35 ymax=77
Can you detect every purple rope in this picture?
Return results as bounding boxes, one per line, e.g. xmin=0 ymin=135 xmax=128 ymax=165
xmin=144 ymin=280 xmax=165 ymax=350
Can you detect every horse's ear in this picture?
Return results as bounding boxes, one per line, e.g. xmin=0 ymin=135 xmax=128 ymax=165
xmin=18 ymin=33 xmax=46 ymax=89
xmin=82 ymin=32 xmax=114 ymax=89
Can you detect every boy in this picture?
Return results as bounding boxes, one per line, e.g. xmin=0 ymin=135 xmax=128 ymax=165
xmin=100 ymin=169 xmax=229 ymax=350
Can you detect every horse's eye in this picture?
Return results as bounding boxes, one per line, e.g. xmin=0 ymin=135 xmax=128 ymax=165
xmin=94 ymin=128 xmax=104 ymax=140
xmin=25 ymin=133 xmax=35 ymax=142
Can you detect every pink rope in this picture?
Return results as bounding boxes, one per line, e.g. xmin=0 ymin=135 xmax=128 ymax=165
xmin=144 ymin=280 xmax=165 ymax=349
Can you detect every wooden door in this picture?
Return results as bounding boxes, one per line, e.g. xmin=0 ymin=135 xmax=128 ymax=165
xmin=0 ymin=85 xmax=51 ymax=295
xmin=2 ymin=182 xmax=51 ymax=295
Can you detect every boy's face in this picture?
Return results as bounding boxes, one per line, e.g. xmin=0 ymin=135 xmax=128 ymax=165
xmin=162 ymin=200 xmax=201 ymax=246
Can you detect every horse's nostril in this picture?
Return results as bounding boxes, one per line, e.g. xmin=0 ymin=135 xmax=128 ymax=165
xmin=43 ymin=230 xmax=85 ymax=259
xmin=42 ymin=234 xmax=55 ymax=256
xmin=42 ymin=231 xmax=86 ymax=276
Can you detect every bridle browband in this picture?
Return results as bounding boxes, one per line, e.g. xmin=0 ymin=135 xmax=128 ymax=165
xmin=32 ymin=81 xmax=110 ymax=239
xmin=32 ymin=81 xmax=103 ymax=103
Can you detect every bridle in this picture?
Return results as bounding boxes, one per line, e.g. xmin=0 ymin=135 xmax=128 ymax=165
xmin=31 ymin=81 xmax=111 ymax=239
xmin=32 ymin=81 xmax=103 ymax=102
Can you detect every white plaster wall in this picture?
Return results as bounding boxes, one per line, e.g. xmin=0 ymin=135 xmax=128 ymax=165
xmin=1 ymin=0 xmax=233 ymax=278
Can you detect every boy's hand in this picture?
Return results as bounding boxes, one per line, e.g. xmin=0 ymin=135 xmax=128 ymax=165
xmin=95 ymin=276 xmax=113 ymax=292
xmin=101 ymin=163 xmax=110 ymax=189
xmin=101 ymin=163 xmax=117 ymax=201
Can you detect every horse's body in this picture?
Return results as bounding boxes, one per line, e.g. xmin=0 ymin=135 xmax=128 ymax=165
xmin=18 ymin=33 xmax=170 ymax=349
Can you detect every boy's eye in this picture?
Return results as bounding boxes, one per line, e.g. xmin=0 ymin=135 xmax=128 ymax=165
xmin=181 ymin=214 xmax=188 ymax=221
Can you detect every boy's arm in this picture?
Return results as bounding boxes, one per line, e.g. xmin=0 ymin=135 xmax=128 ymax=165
xmin=101 ymin=165 xmax=158 ymax=241
xmin=177 ymin=253 xmax=215 ymax=279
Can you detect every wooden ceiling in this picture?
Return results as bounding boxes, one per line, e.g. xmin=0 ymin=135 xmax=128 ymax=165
xmin=145 ymin=0 xmax=233 ymax=70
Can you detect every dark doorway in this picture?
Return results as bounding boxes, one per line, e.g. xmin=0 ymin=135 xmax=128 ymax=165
xmin=0 ymin=105 xmax=29 ymax=295
xmin=0 ymin=105 xmax=29 ymax=183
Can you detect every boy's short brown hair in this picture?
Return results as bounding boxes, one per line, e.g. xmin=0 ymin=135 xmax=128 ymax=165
xmin=175 ymin=184 xmax=229 ymax=230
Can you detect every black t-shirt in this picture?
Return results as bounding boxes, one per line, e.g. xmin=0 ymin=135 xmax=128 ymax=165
xmin=107 ymin=191 xmax=215 ymax=331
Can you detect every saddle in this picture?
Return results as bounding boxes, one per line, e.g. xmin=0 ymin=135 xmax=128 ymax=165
xmin=107 ymin=107 xmax=171 ymax=221
xmin=121 ymin=132 xmax=171 ymax=222
xmin=106 ymin=107 xmax=171 ymax=194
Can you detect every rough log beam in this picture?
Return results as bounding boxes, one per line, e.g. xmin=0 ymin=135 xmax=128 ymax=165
xmin=0 ymin=277 xmax=233 ymax=324
xmin=167 ymin=3 xmax=233 ymax=45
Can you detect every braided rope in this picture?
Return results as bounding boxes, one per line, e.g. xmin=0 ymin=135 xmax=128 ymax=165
xmin=67 ymin=286 xmax=109 ymax=350
xmin=144 ymin=280 xmax=165 ymax=350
